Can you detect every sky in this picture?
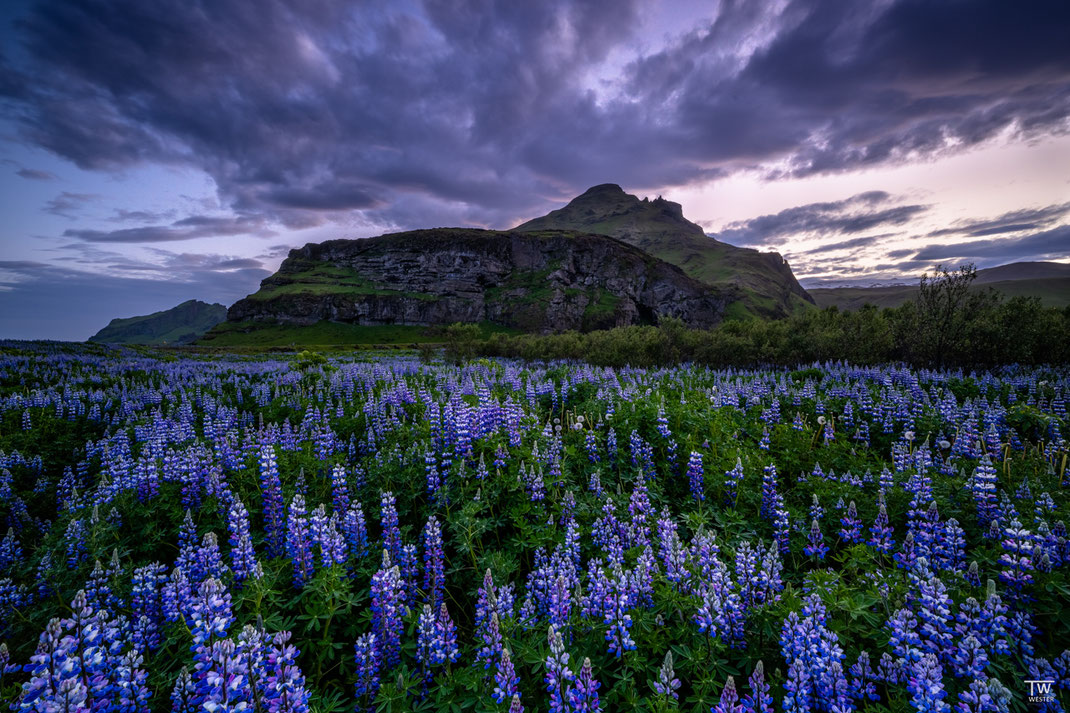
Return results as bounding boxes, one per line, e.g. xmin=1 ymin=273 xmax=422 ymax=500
xmin=0 ymin=0 xmax=1068 ymax=340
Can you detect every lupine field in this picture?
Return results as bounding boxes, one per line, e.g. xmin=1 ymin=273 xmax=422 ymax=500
xmin=1 ymin=343 xmax=1069 ymax=713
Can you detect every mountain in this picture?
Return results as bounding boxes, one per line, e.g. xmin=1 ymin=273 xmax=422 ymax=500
xmin=217 ymin=228 xmax=732 ymax=337
xmin=515 ymin=183 xmax=814 ymax=318
xmin=809 ymin=262 xmax=1070 ymax=310
xmin=89 ymin=299 xmax=227 ymax=344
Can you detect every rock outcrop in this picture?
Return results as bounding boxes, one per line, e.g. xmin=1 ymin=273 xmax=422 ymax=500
xmin=227 ymin=228 xmax=731 ymax=333
xmin=516 ymin=184 xmax=814 ymax=318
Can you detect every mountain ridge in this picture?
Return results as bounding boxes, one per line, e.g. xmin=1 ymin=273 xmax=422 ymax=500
xmin=515 ymin=183 xmax=814 ymax=318
xmin=89 ymin=299 xmax=227 ymax=344
xmin=218 ymin=228 xmax=733 ymax=336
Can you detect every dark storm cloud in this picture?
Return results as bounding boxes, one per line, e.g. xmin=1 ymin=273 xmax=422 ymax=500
xmin=43 ymin=191 xmax=99 ymax=218
xmin=63 ymin=214 xmax=272 ymax=243
xmin=913 ymin=224 xmax=1070 ymax=262
xmin=16 ymin=167 xmax=55 ymax=180
xmin=927 ymin=203 xmax=1070 ymax=238
xmin=1 ymin=0 xmax=1066 ymax=231
xmin=708 ymin=191 xmax=927 ymax=246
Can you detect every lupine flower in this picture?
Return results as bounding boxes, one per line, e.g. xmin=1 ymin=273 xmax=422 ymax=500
xmin=285 ymin=494 xmax=314 ymax=587
xmin=493 ymin=647 xmax=520 ymax=704
xmin=713 ymin=676 xmax=743 ymax=713
xmin=227 ymin=501 xmax=259 ymax=584
xmin=839 ymin=501 xmax=862 ymax=543
xmin=423 ymin=516 xmax=445 ymax=608
xmin=380 ymin=492 xmax=403 ymax=566
xmin=686 ymin=451 xmax=705 ymax=502
xmin=353 ymin=633 xmax=381 ymax=704
xmin=998 ymin=518 xmax=1034 ymax=592
xmin=569 ymin=657 xmax=601 ymax=713
xmin=259 ymin=446 xmax=286 ymax=557
xmin=742 ymin=660 xmax=773 ymax=713
xmin=370 ymin=551 xmax=404 ymax=670
xmin=907 ymin=654 xmax=949 ymax=713
xmin=724 ymin=457 xmax=744 ymax=508
xmin=652 ymin=651 xmax=680 ymax=701
xmin=544 ymin=626 xmax=575 ymax=713
xmin=805 ymin=519 xmax=829 ymax=560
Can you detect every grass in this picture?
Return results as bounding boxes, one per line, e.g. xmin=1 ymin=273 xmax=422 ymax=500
xmin=246 ymin=264 xmax=435 ymax=302
xmin=197 ymin=320 xmax=518 ymax=347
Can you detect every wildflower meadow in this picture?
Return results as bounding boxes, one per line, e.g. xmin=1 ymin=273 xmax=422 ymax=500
xmin=0 ymin=342 xmax=1067 ymax=713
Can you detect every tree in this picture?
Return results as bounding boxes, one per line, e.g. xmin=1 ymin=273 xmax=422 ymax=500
xmin=909 ymin=263 xmax=991 ymax=368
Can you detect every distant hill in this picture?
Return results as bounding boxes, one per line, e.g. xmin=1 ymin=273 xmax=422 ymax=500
xmin=208 ymin=228 xmax=732 ymax=344
xmin=809 ymin=262 xmax=1070 ymax=310
xmin=89 ymin=300 xmax=227 ymax=344
xmin=515 ymin=184 xmax=814 ymax=318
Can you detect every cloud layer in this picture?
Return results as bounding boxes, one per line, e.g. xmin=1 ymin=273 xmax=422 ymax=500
xmin=3 ymin=0 xmax=1068 ymax=231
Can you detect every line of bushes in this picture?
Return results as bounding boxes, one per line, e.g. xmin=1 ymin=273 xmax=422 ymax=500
xmin=452 ymin=266 xmax=1070 ymax=368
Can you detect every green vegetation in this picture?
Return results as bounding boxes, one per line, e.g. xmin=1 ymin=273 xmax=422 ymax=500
xmin=88 ymin=299 xmax=226 ymax=344
xmin=247 ymin=264 xmax=434 ymax=302
xmin=482 ymin=266 xmax=1070 ymax=368
xmin=198 ymin=319 xmax=518 ymax=347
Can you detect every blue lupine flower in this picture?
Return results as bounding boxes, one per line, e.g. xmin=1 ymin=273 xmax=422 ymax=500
xmin=569 ymin=657 xmax=601 ymax=713
xmin=544 ymin=626 xmax=575 ymax=713
xmin=493 ymin=647 xmax=520 ymax=704
xmin=370 ymin=551 xmax=404 ymax=670
xmin=653 ymin=651 xmax=681 ymax=701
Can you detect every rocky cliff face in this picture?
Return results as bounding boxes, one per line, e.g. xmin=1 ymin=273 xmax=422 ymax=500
xmin=516 ymin=184 xmax=815 ymax=318
xmin=227 ymin=228 xmax=731 ymax=333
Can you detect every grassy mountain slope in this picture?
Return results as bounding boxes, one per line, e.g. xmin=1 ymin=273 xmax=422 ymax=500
xmin=515 ymin=184 xmax=814 ymax=318
xmin=89 ymin=299 xmax=227 ymax=344
xmin=810 ymin=262 xmax=1070 ymax=310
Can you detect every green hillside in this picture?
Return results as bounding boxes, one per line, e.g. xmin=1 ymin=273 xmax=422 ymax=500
xmin=89 ymin=299 xmax=227 ymax=344
xmin=516 ymin=184 xmax=815 ymax=318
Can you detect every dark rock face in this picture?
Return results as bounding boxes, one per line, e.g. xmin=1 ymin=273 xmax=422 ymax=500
xmin=516 ymin=184 xmax=815 ymax=317
xmin=228 ymin=228 xmax=731 ymax=332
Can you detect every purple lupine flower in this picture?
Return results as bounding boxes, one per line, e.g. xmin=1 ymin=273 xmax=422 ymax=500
xmin=741 ymin=661 xmax=773 ymax=713
xmin=353 ymin=633 xmax=381 ymax=704
xmin=970 ymin=457 xmax=998 ymax=527
xmin=840 ymin=501 xmax=862 ymax=543
xmin=0 ymin=528 xmax=22 ymax=573
xmin=370 ymin=551 xmax=404 ymax=670
xmin=171 ymin=667 xmax=197 ymax=713
xmin=724 ymin=457 xmax=744 ymax=508
xmin=652 ymin=651 xmax=681 ymax=701
xmin=131 ymin=562 xmax=168 ymax=652
xmin=425 ymin=451 xmax=441 ymax=501
xmin=330 ymin=464 xmax=350 ymax=514
xmin=760 ymin=464 xmax=778 ymax=520
xmin=937 ymin=519 xmax=966 ymax=572
xmin=998 ymin=518 xmax=1034 ymax=593
xmin=713 ymin=676 xmax=743 ymax=713
xmin=493 ymin=647 xmax=520 ymax=705
xmin=227 ymin=500 xmax=259 ymax=584
xmin=773 ymin=496 xmax=790 ymax=555
xmin=285 ymin=494 xmax=314 ymax=587
xmin=627 ymin=475 xmax=653 ymax=548
xmin=783 ymin=659 xmax=811 ymax=713
xmin=509 ymin=694 xmax=525 ymax=713
xmin=341 ymin=501 xmax=369 ymax=562
xmin=848 ymin=651 xmax=879 ymax=702
xmin=478 ymin=612 xmax=504 ymax=671
xmin=259 ymin=445 xmax=286 ymax=557
xmin=686 ymin=451 xmax=705 ymax=502
xmin=569 ymin=657 xmax=602 ymax=713
xmin=549 ymin=574 xmax=571 ymax=636
xmin=805 ymin=519 xmax=829 ymax=560
xmin=604 ymin=565 xmax=636 ymax=657
xmin=422 ymin=516 xmax=445 ymax=608
xmin=379 ymin=492 xmax=403 ymax=565
xmin=907 ymin=654 xmax=950 ymax=713
xmin=895 ymin=531 xmax=919 ymax=571
xmin=955 ymin=679 xmax=994 ymax=713
xmin=265 ymin=630 xmax=311 ymax=713
xmin=544 ymin=625 xmax=575 ymax=713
